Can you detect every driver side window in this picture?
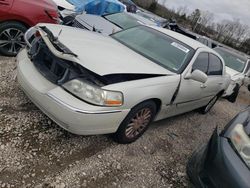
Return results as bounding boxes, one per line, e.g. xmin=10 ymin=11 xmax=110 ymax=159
xmin=192 ymin=52 xmax=209 ymax=74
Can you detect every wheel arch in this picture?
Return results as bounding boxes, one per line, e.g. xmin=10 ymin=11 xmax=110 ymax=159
xmin=132 ymin=98 xmax=162 ymax=116
xmin=0 ymin=20 xmax=30 ymax=29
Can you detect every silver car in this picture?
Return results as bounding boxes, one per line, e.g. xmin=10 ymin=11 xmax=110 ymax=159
xmin=17 ymin=24 xmax=230 ymax=143
xmin=72 ymin=12 xmax=157 ymax=35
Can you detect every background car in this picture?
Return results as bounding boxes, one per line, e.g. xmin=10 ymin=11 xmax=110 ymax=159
xmin=18 ymin=24 xmax=230 ymax=144
xmin=52 ymin=0 xmax=76 ymax=18
xmin=214 ymin=47 xmax=250 ymax=102
xmin=52 ymin=0 xmax=75 ymax=11
xmin=187 ymin=107 xmax=250 ymax=188
xmin=197 ymin=36 xmax=219 ymax=49
xmin=136 ymin=7 xmax=169 ymax=28
xmin=72 ymin=12 xmax=157 ymax=35
xmin=118 ymin=0 xmax=137 ymax=13
xmin=55 ymin=0 xmax=125 ymax=16
xmin=0 ymin=0 xmax=59 ymax=56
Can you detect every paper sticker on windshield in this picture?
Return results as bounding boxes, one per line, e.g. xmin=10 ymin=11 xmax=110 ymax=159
xmin=171 ymin=42 xmax=190 ymax=53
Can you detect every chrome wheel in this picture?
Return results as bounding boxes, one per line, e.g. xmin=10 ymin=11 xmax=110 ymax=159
xmin=125 ymin=108 xmax=152 ymax=139
xmin=0 ymin=28 xmax=26 ymax=54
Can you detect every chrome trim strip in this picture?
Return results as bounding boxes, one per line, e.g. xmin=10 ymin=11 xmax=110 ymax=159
xmin=24 ymin=27 xmax=37 ymax=48
xmin=47 ymin=93 xmax=127 ymax=114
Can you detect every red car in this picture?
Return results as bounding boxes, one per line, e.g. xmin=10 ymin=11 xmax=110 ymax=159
xmin=0 ymin=0 xmax=59 ymax=56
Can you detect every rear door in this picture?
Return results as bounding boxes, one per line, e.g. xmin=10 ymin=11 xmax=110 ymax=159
xmin=0 ymin=0 xmax=14 ymax=11
xmin=200 ymin=53 xmax=224 ymax=98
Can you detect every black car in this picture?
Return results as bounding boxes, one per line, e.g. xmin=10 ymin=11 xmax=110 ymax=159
xmin=187 ymin=107 xmax=250 ymax=188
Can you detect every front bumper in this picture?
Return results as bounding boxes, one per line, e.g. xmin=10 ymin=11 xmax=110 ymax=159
xmin=204 ymin=136 xmax=250 ymax=188
xmin=188 ymin=109 xmax=250 ymax=188
xmin=17 ymin=49 xmax=130 ymax=135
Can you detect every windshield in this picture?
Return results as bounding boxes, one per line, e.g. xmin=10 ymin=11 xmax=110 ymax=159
xmin=112 ymin=26 xmax=195 ymax=73
xmin=215 ymin=47 xmax=247 ymax=73
xmin=104 ymin=13 xmax=142 ymax=29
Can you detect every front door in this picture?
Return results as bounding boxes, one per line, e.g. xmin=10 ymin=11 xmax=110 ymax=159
xmin=174 ymin=52 xmax=210 ymax=114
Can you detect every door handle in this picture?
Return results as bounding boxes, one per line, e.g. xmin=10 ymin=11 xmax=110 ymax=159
xmin=200 ymin=84 xmax=207 ymax=88
xmin=218 ymin=82 xmax=223 ymax=85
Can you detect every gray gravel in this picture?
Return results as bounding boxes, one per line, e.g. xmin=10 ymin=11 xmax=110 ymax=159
xmin=0 ymin=56 xmax=249 ymax=188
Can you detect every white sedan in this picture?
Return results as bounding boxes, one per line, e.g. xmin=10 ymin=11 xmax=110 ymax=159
xmin=17 ymin=24 xmax=230 ymax=143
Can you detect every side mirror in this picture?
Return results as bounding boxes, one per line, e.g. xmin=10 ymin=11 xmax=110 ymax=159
xmin=185 ymin=69 xmax=208 ymax=83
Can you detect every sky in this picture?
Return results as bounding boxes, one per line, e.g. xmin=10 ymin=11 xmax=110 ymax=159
xmin=158 ymin=0 xmax=250 ymax=25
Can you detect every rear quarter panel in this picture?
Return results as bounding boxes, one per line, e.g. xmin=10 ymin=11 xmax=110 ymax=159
xmin=221 ymin=74 xmax=231 ymax=92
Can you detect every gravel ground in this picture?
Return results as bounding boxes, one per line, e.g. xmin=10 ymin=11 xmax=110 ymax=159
xmin=0 ymin=56 xmax=249 ymax=188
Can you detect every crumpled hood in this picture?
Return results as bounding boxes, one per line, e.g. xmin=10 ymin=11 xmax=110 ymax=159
xmin=40 ymin=24 xmax=173 ymax=76
xmin=75 ymin=14 xmax=122 ymax=35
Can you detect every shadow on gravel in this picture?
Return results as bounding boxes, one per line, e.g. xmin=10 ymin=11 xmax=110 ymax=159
xmin=0 ymin=102 xmax=38 ymax=114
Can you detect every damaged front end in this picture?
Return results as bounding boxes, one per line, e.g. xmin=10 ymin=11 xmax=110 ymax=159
xmin=24 ymin=25 xmax=165 ymax=86
xmin=22 ymin=25 xmax=166 ymax=107
xmin=24 ymin=26 xmax=106 ymax=87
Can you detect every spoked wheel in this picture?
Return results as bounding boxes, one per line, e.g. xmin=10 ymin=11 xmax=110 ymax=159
xmin=113 ymin=101 xmax=156 ymax=144
xmin=125 ymin=108 xmax=152 ymax=139
xmin=0 ymin=22 xmax=27 ymax=56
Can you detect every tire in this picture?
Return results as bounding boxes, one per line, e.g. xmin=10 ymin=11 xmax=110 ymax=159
xmin=0 ymin=21 xmax=27 ymax=57
xmin=113 ymin=101 xmax=157 ymax=144
xmin=199 ymin=95 xmax=218 ymax=114
xmin=187 ymin=145 xmax=207 ymax=187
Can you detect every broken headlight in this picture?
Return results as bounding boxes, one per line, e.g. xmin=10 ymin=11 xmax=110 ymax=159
xmin=63 ymin=79 xmax=123 ymax=107
xmin=230 ymin=124 xmax=250 ymax=168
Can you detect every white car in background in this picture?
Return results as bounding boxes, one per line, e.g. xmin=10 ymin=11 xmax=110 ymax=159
xmin=72 ymin=12 xmax=157 ymax=35
xmin=52 ymin=0 xmax=126 ymax=17
xmin=214 ymin=47 xmax=250 ymax=102
xmin=52 ymin=0 xmax=75 ymax=10
xmin=17 ymin=24 xmax=230 ymax=144
xmin=52 ymin=0 xmax=76 ymax=17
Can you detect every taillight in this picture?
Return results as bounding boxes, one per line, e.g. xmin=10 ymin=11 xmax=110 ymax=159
xmin=45 ymin=9 xmax=59 ymax=22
